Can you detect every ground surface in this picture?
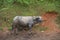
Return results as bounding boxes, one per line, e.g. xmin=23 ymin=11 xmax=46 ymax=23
xmin=0 ymin=30 xmax=60 ymax=40
xmin=41 ymin=12 xmax=60 ymax=32
xmin=0 ymin=12 xmax=60 ymax=40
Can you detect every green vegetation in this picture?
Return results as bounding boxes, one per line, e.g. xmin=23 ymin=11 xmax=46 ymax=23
xmin=56 ymin=15 xmax=60 ymax=28
xmin=34 ymin=25 xmax=48 ymax=31
xmin=0 ymin=0 xmax=60 ymax=30
xmin=0 ymin=27 xmax=3 ymax=30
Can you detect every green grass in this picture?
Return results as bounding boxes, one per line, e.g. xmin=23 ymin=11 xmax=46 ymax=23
xmin=57 ymin=15 xmax=60 ymax=24
xmin=0 ymin=27 xmax=3 ymax=30
xmin=0 ymin=27 xmax=12 ymax=31
xmin=56 ymin=14 xmax=60 ymax=28
xmin=39 ymin=27 xmax=48 ymax=31
xmin=34 ymin=25 xmax=48 ymax=31
xmin=8 ymin=27 xmax=12 ymax=30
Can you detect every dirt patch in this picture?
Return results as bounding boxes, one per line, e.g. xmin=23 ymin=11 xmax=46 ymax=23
xmin=0 ymin=30 xmax=60 ymax=40
xmin=41 ymin=12 xmax=60 ymax=33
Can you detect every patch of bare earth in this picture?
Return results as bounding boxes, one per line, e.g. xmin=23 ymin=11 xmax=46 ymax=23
xmin=0 ymin=12 xmax=60 ymax=40
xmin=41 ymin=12 xmax=60 ymax=33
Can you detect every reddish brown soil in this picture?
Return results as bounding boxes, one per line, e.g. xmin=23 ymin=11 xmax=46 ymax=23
xmin=41 ymin=12 xmax=60 ymax=33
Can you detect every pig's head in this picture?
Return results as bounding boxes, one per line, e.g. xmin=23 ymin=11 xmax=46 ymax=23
xmin=33 ymin=16 xmax=43 ymax=23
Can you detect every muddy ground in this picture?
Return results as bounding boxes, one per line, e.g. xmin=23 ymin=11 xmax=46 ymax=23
xmin=0 ymin=30 xmax=60 ymax=40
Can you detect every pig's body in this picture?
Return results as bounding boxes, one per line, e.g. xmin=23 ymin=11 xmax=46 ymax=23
xmin=12 ymin=16 xmax=42 ymax=34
